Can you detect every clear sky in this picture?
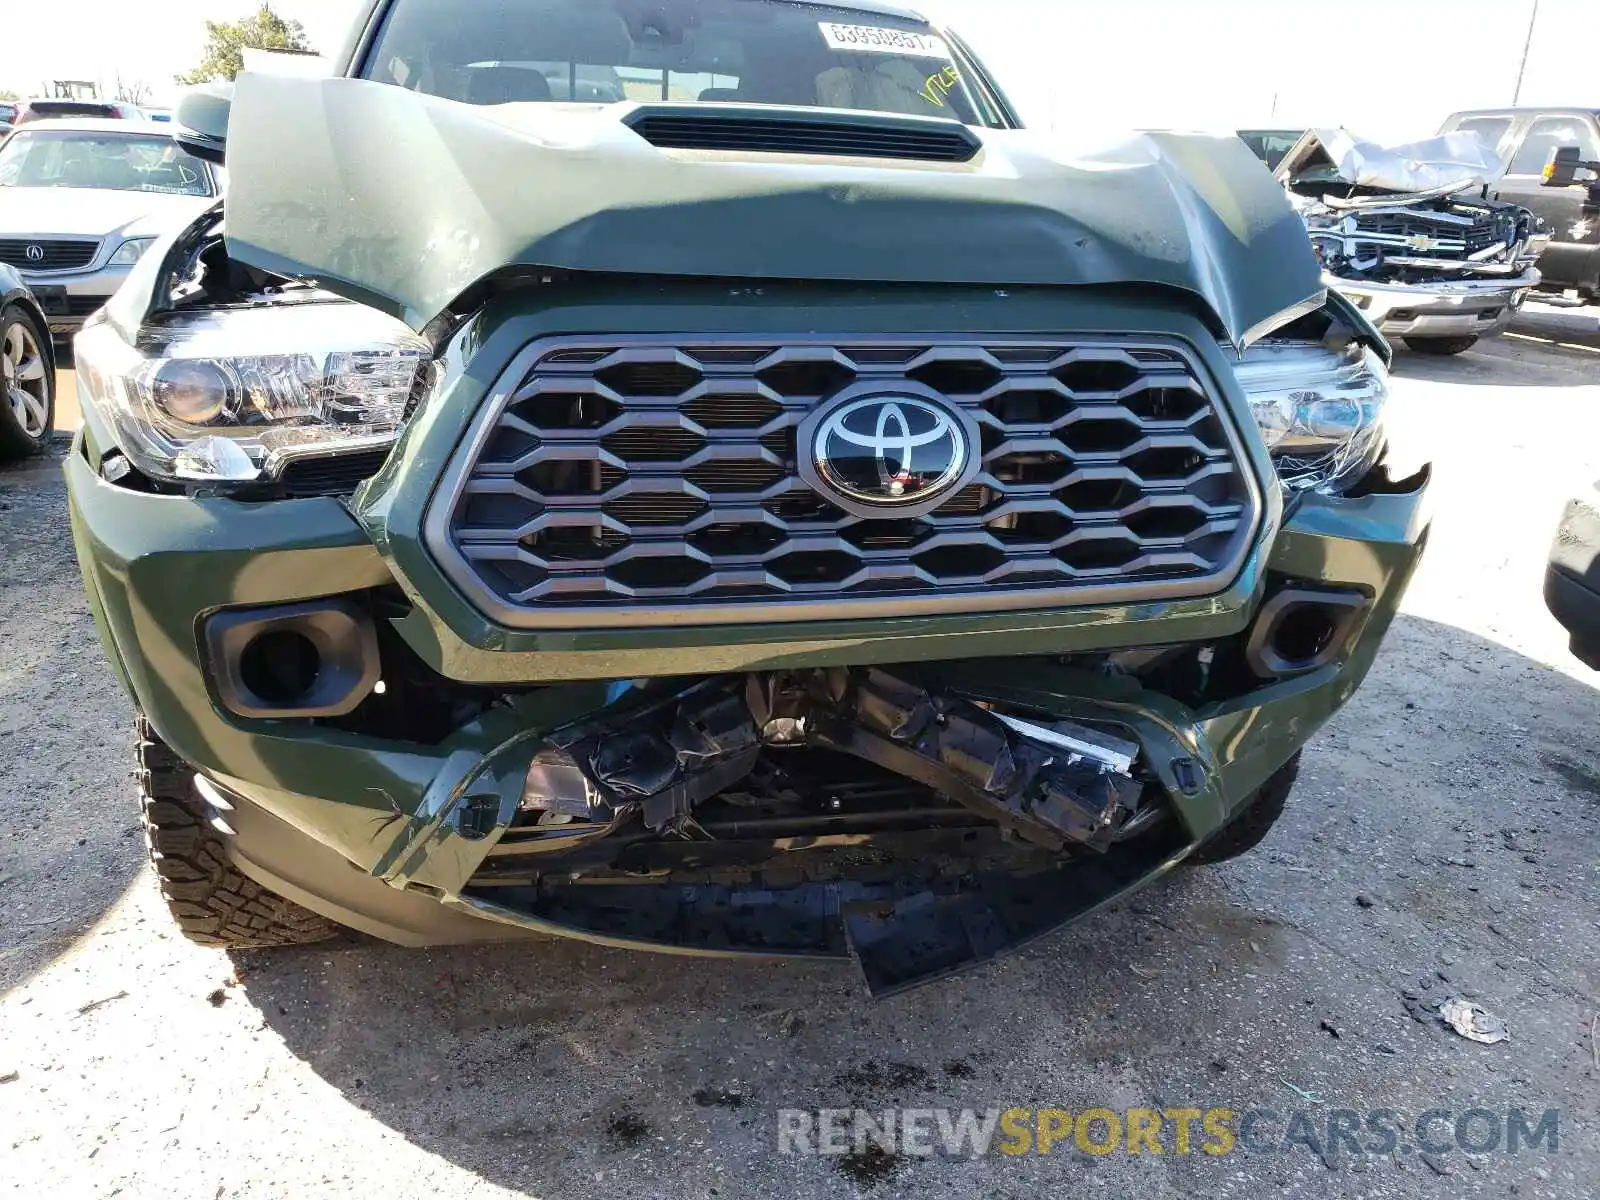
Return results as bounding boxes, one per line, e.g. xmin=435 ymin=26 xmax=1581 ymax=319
xmin=4 ymin=0 xmax=1595 ymax=143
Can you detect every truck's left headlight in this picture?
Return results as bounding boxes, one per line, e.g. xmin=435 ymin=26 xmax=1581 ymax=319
xmin=75 ymin=300 xmax=431 ymax=486
xmin=1232 ymin=339 xmax=1388 ymax=494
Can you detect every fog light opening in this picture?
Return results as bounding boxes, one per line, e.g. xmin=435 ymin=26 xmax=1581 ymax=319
xmin=206 ymin=600 xmax=380 ymax=720
xmin=1271 ymin=604 xmax=1339 ymax=668
xmin=1245 ymin=588 xmax=1370 ymax=679
xmin=238 ymin=629 xmax=322 ymax=707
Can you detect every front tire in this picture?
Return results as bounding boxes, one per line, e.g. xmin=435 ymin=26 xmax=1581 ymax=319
xmin=1186 ymin=752 xmax=1301 ymax=865
xmin=137 ymin=720 xmax=338 ymax=949
xmin=1403 ymin=335 xmax=1479 ymax=357
xmin=0 ymin=304 xmax=54 ymax=461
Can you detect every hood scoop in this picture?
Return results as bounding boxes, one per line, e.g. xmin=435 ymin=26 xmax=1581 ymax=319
xmin=622 ymin=104 xmax=981 ymax=163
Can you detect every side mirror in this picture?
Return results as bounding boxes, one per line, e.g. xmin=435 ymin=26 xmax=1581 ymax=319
xmin=1543 ymin=145 xmax=1600 ymax=188
xmin=174 ymin=84 xmax=233 ymax=165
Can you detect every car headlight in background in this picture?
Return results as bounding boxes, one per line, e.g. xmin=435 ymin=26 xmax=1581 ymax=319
xmin=74 ymin=299 xmax=432 ymax=486
xmin=1231 ymin=339 xmax=1388 ymax=494
xmin=107 ymin=238 xmax=156 ymax=267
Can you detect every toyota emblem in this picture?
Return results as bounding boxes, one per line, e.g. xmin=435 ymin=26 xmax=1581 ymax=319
xmin=24 ymin=243 xmax=45 ymax=264
xmin=799 ymin=384 xmax=979 ymax=519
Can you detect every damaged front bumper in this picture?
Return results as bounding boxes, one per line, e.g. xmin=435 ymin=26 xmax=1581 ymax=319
xmin=66 ymin=426 xmax=1430 ymax=994
xmin=1334 ymin=269 xmax=1538 ymax=339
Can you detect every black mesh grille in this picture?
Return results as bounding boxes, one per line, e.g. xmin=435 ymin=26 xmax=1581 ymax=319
xmin=626 ymin=111 xmax=980 ymax=163
xmin=0 ymin=239 xmax=99 ymax=270
xmin=277 ymin=449 xmax=391 ymax=498
xmin=436 ymin=336 xmax=1257 ymax=625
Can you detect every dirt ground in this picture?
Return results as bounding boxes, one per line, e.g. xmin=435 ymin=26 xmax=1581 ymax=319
xmin=2 ymin=313 xmax=1598 ymax=1199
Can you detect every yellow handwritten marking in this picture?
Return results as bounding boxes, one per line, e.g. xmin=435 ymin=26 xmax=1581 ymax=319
xmin=920 ymin=64 xmax=962 ymax=107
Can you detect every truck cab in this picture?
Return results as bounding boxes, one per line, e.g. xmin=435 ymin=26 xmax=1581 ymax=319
xmin=1439 ymin=107 xmax=1600 ymax=298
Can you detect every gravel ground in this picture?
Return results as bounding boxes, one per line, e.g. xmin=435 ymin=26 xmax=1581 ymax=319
xmin=2 ymin=317 xmax=1598 ymax=1199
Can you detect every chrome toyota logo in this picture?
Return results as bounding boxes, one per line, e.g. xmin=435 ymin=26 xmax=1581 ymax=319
xmin=23 ymin=244 xmax=44 ymax=264
xmin=808 ymin=391 xmax=971 ymax=510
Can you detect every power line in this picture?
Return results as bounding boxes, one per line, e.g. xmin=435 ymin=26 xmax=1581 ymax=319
xmin=1513 ymin=0 xmax=1540 ymax=105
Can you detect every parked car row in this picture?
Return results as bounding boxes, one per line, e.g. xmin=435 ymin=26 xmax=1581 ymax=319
xmin=1240 ymin=106 xmax=1600 ymax=355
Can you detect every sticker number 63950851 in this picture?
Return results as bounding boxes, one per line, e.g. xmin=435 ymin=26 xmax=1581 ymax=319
xmin=819 ymin=22 xmax=951 ymax=58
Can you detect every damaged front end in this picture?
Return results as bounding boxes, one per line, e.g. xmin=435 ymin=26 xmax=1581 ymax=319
xmin=1279 ymin=129 xmax=1547 ymax=347
xmin=65 ymin=35 xmax=1432 ymax=998
xmin=462 ymin=668 xmax=1162 ymax=995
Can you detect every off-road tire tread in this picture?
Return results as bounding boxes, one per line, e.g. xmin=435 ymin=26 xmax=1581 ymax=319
xmin=1187 ymin=751 xmax=1302 ymax=865
xmin=137 ymin=719 xmax=337 ymax=948
xmin=0 ymin=304 xmax=53 ymax=461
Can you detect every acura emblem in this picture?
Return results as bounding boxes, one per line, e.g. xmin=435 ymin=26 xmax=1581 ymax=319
xmin=799 ymin=384 xmax=979 ymax=519
xmin=24 ymin=243 xmax=45 ymax=263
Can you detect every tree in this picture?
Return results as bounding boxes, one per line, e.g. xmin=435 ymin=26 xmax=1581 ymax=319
xmin=115 ymin=75 xmax=152 ymax=106
xmin=0 ymin=89 xmax=19 ymax=102
xmin=176 ymin=5 xmax=312 ymax=85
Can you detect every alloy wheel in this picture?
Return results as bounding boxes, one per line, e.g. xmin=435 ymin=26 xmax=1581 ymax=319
xmin=2 ymin=316 xmax=50 ymax=439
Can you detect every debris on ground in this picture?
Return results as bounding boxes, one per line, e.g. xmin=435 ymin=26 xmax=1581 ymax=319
xmin=0 ymin=1070 xmax=18 ymax=1084
xmin=207 ymin=988 xmax=229 ymax=1008
xmin=74 ymin=991 xmax=128 ymax=1017
xmin=1355 ymin=893 xmax=1376 ymax=908
xmin=1438 ymin=997 xmax=1509 ymax=1044
xmin=1280 ymin=1080 xmax=1321 ymax=1103
xmin=1319 ymin=1020 xmax=1341 ymax=1039
xmin=764 ymin=1008 xmax=803 ymax=1037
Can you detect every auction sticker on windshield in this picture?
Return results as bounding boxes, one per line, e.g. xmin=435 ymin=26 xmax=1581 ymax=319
xmin=820 ymin=22 xmax=950 ymax=58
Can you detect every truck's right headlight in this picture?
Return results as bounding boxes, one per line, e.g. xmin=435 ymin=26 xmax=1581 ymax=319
xmin=74 ymin=298 xmax=431 ymax=488
xmin=1232 ymin=340 xmax=1388 ymax=494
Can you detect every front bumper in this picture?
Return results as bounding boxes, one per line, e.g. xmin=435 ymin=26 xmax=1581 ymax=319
xmin=65 ymin=425 xmax=1431 ymax=989
xmin=1332 ymin=269 xmax=1538 ymax=340
xmin=1545 ymin=489 xmax=1600 ymax=669
xmin=15 ymin=263 xmax=129 ymax=332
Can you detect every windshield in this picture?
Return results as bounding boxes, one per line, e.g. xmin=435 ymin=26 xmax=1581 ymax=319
xmin=0 ymin=131 xmax=214 ymax=196
xmin=1239 ymin=131 xmax=1302 ymax=172
xmin=363 ymin=0 xmax=1000 ymax=125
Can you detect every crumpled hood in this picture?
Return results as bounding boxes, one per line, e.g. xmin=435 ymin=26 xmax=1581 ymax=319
xmin=221 ymin=73 xmax=1322 ymax=347
xmin=1277 ymin=127 xmax=1505 ymax=196
xmin=0 ymin=186 xmax=210 ymax=241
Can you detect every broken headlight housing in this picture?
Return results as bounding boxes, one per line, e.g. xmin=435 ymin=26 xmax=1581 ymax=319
xmin=1232 ymin=339 xmax=1387 ymax=494
xmin=74 ymin=299 xmax=431 ymax=486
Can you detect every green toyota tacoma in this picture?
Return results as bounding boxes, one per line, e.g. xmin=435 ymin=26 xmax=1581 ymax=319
xmin=67 ymin=0 xmax=1428 ymax=995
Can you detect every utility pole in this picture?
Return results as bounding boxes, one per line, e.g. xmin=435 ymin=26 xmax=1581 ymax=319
xmin=1513 ymin=0 xmax=1540 ymax=105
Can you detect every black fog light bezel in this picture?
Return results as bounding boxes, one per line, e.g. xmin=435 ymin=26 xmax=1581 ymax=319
xmin=1244 ymin=588 xmax=1370 ymax=678
xmin=204 ymin=599 xmax=380 ymax=719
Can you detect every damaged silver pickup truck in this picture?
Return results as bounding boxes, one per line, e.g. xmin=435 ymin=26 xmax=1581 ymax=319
xmin=1278 ymin=128 xmax=1547 ymax=356
xmin=67 ymin=0 xmax=1429 ymax=997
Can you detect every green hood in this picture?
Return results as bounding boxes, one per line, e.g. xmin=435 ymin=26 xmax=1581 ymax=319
xmin=221 ymin=73 xmax=1322 ymax=346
